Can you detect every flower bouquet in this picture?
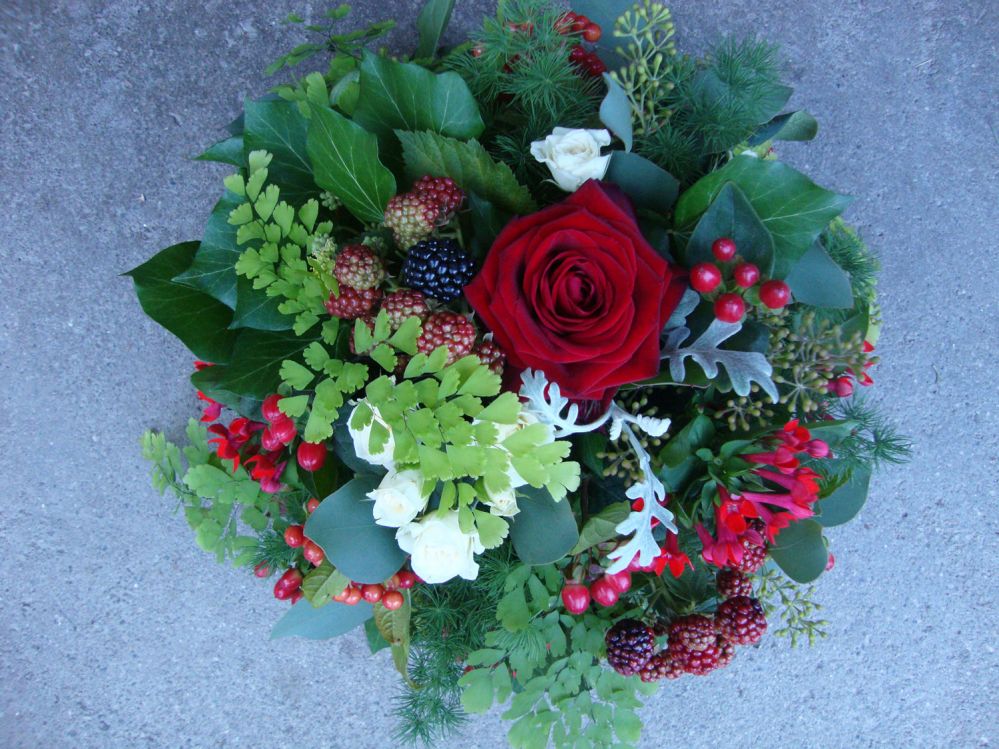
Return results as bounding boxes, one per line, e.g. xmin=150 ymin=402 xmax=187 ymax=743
xmin=130 ymin=1 xmax=908 ymax=746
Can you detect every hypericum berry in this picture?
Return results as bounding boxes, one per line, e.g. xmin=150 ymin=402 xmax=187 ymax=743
xmin=273 ymin=568 xmax=303 ymax=599
xmin=589 ymin=576 xmax=620 ymax=608
xmin=669 ymin=614 xmax=717 ymax=652
xmin=759 ymin=279 xmax=791 ymax=309
xmin=289 ymin=589 xmax=304 ymax=605
xmin=333 ymin=587 xmax=351 ymax=603
xmin=473 ymin=340 xmax=506 ymax=376
xmin=830 ymin=375 xmax=854 ymax=398
xmin=712 ymin=237 xmax=737 ymax=262
xmin=640 ymin=650 xmax=685 ymax=682
xmin=568 ymin=44 xmax=587 ymax=63
xmin=333 ymin=244 xmax=385 ymax=291
xmin=382 ymin=590 xmax=405 ymax=610
xmin=715 ymin=596 xmax=767 ymax=645
xmin=296 ymin=441 xmax=327 ymax=472
xmin=716 ymin=569 xmax=753 ymax=599
xmin=584 ymin=52 xmax=606 ymax=76
xmin=361 ymin=584 xmax=385 ymax=603
xmin=401 ymin=238 xmax=476 ymax=303
xmin=714 ymin=293 xmax=745 ymax=323
xmin=306 ymin=497 xmax=321 ymax=514
xmin=561 ymin=583 xmax=591 ymax=614
xmin=325 ymin=285 xmax=382 ymax=320
xmin=417 ymin=311 xmax=476 ymax=365
xmin=261 ymin=394 xmax=284 ymax=422
xmin=253 ymin=562 xmax=271 ymax=578
xmin=384 ymin=192 xmax=437 ymax=247
xmin=260 ymin=427 xmax=283 ymax=452
xmin=571 ymin=14 xmax=590 ymax=32
xmin=302 ymin=539 xmax=325 ymax=566
xmin=284 ymin=525 xmax=305 ymax=548
xmin=343 ymin=586 xmax=363 ymax=606
xmin=605 ymin=619 xmax=656 ymax=676
xmin=734 ymin=262 xmax=760 ymax=288
xmin=413 ymin=176 xmax=465 ymax=222
xmin=583 ymin=23 xmax=602 ymax=42
xmin=396 ymin=571 xmax=418 ymax=589
xmin=269 ymin=416 xmax=297 ymax=445
xmin=555 ymin=11 xmax=577 ymax=34
xmin=381 ymin=289 xmax=429 ymax=331
xmin=605 ymin=571 xmax=632 ymax=594
xmin=690 ymin=262 xmax=722 ymax=293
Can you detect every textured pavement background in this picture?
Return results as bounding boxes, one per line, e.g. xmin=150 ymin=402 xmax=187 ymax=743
xmin=1 ymin=1 xmax=997 ymax=747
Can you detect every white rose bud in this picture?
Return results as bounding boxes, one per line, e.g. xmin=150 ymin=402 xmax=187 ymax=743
xmin=530 ymin=127 xmax=612 ymax=192
xmin=368 ymin=469 xmax=428 ymax=528
xmin=348 ymin=400 xmax=395 ymax=470
xmin=396 ymin=512 xmax=485 ymax=584
xmin=485 ymin=486 xmax=520 ymax=518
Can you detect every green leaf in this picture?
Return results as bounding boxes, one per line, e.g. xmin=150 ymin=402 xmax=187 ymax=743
xmin=173 ymin=191 xmax=245 ymax=307
xmin=126 ymin=242 xmax=238 ymax=363
xmin=280 ymin=359 xmax=314 ymax=389
xmin=415 ymin=0 xmax=455 ymax=59
xmin=301 ymin=560 xmax=350 ymax=606
xmin=570 ymin=502 xmax=630 ymax=554
xmin=769 ymin=519 xmax=828 ymax=583
xmin=675 ymin=155 xmax=853 ymax=278
xmin=603 ymin=151 xmax=678 ymax=213
xmin=364 ymin=617 xmax=391 ymax=653
xmin=682 ymin=182 xmax=775 ymax=276
xmin=749 ymin=110 xmax=819 ymax=146
xmin=509 ymin=486 xmax=579 ymax=565
xmin=304 ymin=475 xmax=408 ymax=583
xmin=243 ymin=98 xmax=317 ymax=206
xmin=306 ymin=104 xmax=396 ymax=223
xmin=195 ymin=326 xmax=320 ymax=401
xmin=817 ymin=469 xmax=871 ymax=527
xmin=599 ymin=73 xmax=632 ymax=152
xmin=784 ymin=241 xmax=855 ymax=308
xmin=459 ymin=667 xmax=495 ymax=713
xmin=270 ymin=598 xmax=372 ymax=639
xmin=196 ymin=135 xmax=244 ymax=166
xmin=353 ymin=54 xmax=483 ymax=140
xmin=695 ymin=68 xmax=791 ymax=129
xmin=230 ymin=275 xmax=293 ymax=331
xmin=397 ymin=130 xmax=536 ymax=215
xmin=474 ymin=510 xmax=509 ymax=549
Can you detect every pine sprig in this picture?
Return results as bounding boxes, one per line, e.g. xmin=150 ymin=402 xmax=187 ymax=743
xmin=828 ymin=395 xmax=912 ymax=471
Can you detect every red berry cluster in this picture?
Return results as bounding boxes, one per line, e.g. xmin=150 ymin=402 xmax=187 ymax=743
xmin=828 ymin=339 xmax=877 ymax=398
xmin=332 ymin=569 xmax=419 ymax=611
xmin=689 ymin=237 xmax=792 ymax=323
xmin=560 ymin=569 xmax=633 ymax=614
xmin=556 ymin=11 xmax=602 ymax=42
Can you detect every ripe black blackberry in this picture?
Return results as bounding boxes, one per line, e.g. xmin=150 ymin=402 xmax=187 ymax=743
xmin=715 ymin=596 xmax=767 ymax=645
xmin=604 ymin=619 xmax=655 ymax=676
xmin=400 ymin=238 xmax=475 ymax=303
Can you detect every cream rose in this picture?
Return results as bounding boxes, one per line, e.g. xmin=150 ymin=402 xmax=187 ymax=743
xmin=347 ymin=400 xmax=395 ymax=469
xmin=396 ymin=512 xmax=484 ymax=583
xmin=530 ymin=127 xmax=612 ymax=192
xmin=368 ymin=469 xmax=427 ymax=528
xmin=484 ymin=486 xmax=520 ymax=518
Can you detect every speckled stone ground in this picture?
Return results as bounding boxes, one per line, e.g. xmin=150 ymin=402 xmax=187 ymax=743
xmin=1 ymin=1 xmax=996 ymax=747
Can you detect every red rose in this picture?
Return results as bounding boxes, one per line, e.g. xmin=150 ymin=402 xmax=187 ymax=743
xmin=465 ymin=180 xmax=686 ymax=402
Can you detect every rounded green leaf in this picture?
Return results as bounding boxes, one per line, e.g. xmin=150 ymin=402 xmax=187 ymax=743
xmin=270 ymin=598 xmax=372 ymax=640
xmin=817 ymin=469 xmax=871 ymax=527
xmin=769 ymin=519 xmax=828 ymax=583
xmin=509 ymin=487 xmax=579 ymax=565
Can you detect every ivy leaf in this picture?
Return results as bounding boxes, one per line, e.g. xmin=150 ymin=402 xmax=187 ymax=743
xmin=415 ymin=0 xmax=455 ymax=59
xmin=663 ymin=319 xmax=779 ymax=401
xmin=570 ymin=502 xmax=630 ymax=554
xmin=304 ymin=475 xmax=407 ymax=583
xmin=509 ymin=486 xmax=579 ymax=565
xmin=353 ymin=53 xmax=484 ymax=140
xmin=230 ymin=275 xmax=293 ymax=332
xmin=784 ymin=241 xmax=855 ymax=308
xmin=306 ymin=104 xmax=396 ymax=223
xmin=657 ymin=414 xmax=715 ymax=494
xmin=196 ymin=135 xmax=244 ymax=167
xmin=270 ymin=598 xmax=372 ymax=640
xmin=243 ymin=98 xmax=317 ymax=206
xmin=126 ymin=241 xmax=238 ymax=363
xmin=769 ymin=519 xmax=828 ymax=583
xmin=397 ymin=130 xmax=536 ymax=215
xmin=172 ymin=191 xmax=245 ymax=307
xmin=749 ymin=110 xmax=819 ymax=146
xmin=682 ymin=182 xmax=775 ymax=276
xmin=675 ymin=155 xmax=852 ymax=278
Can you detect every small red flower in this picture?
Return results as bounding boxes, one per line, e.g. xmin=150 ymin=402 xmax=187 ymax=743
xmin=196 ymin=391 xmax=222 ymax=423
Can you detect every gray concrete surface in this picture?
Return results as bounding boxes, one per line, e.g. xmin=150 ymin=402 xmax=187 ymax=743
xmin=2 ymin=0 xmax=997 ymax=747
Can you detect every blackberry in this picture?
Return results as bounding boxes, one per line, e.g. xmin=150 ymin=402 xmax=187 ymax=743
xmin=381 ymin=289 xmax=430 ymax=330
xmin=717 ymin=568 xmax=753 ymax=599
xmin=675 ymin=640 xmax=721 ymax=676
xmin=325 ymin=286 xmax=381 ymax=320
xmin=401 ymin=238 xmax=475 ymax=303
xmin=715 ymin=596 xmax=767 ymax=645
xmin=639 ymin=650 xmax=684 ymax=682
xmin=716 ymin=636 xmax=736 ymax=669
xmin=604 ymin=619 xmax=655 ymax=676
xmin=669 ymin=614 xmax=716 ymax=652
xmin=334 ymin=244 xmax=384 ymax=290
xmin=417 ymin=312 xmax=476 ymax=366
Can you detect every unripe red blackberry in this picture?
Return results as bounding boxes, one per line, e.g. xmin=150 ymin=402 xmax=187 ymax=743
xmin=674 ymin=639 xmax=721 ymax=675
xmin=412 ymin=175 xmax=465 ymax=222
xmin=417 ymin=311 xmax=476 ymax=365
xmin=334 ymin=244 xmax=385 ymax=290
xmin=668 ymin=614 xmax=716 ymax=652
xmin=604 ymin=619 xmax=655 ymax=676
xmin=380 ymin=289 xmax=429 ymax=330
xmin=716 ymin=568 xmax=753 ymax=599
xmin=384 ymin=193 xmax=437 ymax=248
xmin=639 ymin=650 xmax=684 ymax=682
xmin=325 ymin=285 xmax=382 ymax=320
xmin=716 ymin=636 xmax=736 ymax=669
xmin=715 ymin=596 xmax=767 ymax=645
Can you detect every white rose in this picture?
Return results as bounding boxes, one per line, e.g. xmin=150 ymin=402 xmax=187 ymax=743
xmin=368 ymin=469 xmax=427 ymax=528
xmin=396 ymin=512 xmax=485 ymax=583
xmin=530 ymin=127 xmax=612 ymax=192
xmin=485 ymin=486 xmax=520 ymax=518
xmin=347 ymin=400 xmax=395 ymax=469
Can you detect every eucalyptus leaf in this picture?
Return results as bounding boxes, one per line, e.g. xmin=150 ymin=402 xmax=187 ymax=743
xmin=769 ymin=519 xmax=828 ymax=583
xmin=271 ymin=598 xmax=372 ymax=640
xmin=784 ymin=241 xmax=855 ymax=308
xmin=602 ymin=151 xmax=678 ymax=213
xmin=817 ymin=469 xmax=871 ymax=527
xmin=307 ymin=104 xmax=396 ymax=223
xmin=304 ymin=475 xmax=407 ymax=583
xmin=599 ymin=74 xmax=632 ymax=152
xmin=126 ymin=242 xmax=238 ymax=363
xmin=509 ymin=486 xmax=579 ymax=565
